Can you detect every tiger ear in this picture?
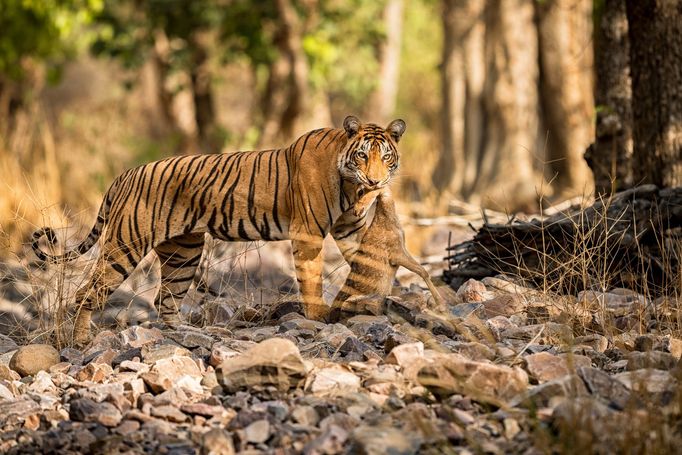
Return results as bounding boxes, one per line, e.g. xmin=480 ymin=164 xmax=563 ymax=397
xmin=386 ymin=119 xmax=406 ymax=142
xmin=343 ymin=115 xmax=361 ymax=138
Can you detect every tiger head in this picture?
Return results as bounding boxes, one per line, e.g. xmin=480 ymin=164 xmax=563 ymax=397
xmin=339 ymin=115 xmax=406 ymax=190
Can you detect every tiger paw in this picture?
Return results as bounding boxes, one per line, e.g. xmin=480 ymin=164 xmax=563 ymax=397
xmin=304 ymin=304 xmax=331 ymax=322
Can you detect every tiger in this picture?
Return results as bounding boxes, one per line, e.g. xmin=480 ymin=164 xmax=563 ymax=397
xmin=31 ymin=115 xmax=406 ymax=345
xmin=330 ymin=188 xmax=445 ymax=321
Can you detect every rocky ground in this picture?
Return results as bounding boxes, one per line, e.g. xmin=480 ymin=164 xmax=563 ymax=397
xmin=1 ymin=226 xmax=681 ymax=454
xmin=0 ymin=271 xmax=680 ymax=454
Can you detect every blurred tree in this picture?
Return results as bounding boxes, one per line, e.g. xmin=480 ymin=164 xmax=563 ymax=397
xmin=433 ymin=0 xmax=594 ymax=211
xmin=625 ymin=0 xmax=682 ymax=187
xmin=93 ymin=0 xmax=386 ymax=149
xmin=0 ymin=0 xmax=102 ymax=135
xmin=91 ymin=0 xmax=226 ymax=152
xmin=536 ymin=0 xmax=593 ymax=196
xmin=585 ymin=0 xmax=633 ymax=195
xmin=367 ymin=0 xmax=404 ymax=123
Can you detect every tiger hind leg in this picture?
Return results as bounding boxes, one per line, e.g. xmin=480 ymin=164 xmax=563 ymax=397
xmin=154 ymin=233 xmax=205 ymax=327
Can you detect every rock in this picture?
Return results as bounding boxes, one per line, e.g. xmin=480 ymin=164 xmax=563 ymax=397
xmin=349 ymin=425 xmax=421 ymax=455
xmin=141 ymin=343 xmax=191 ymax=364
xmin=486 ymin=316 xmax=516 ymax=341
xmin=525 ymin=352 xmax=569 ymax=383
xmin=9 ymin=344 xmax=60 ymax=377
xmin=385 ymin=294 xmax=424 ymax=323
xmin=456 ymin=279 xmax=489 ymax=303
xmin=151 ymin=405 xmax=188 ymax=423
xmin=384 ymin=331 xmax=418 ymax=353
xmin=291 ymin=405 xmax=319 ymax=426
xmin=662 ymin=336 xmax=682 ymax=359
xmin=578 ymin=290 xmax=646 ymax=317
xmin=502 ymin=323 xmax=573 ymax=344
xmin=627 ymin=351 xmax=678 ymax=371
xmin=0 ymin=364 xmax=20 ymax=381
xmin=85 ymin=330 xmax=123 ymax=355
xmin=417 ymin=353 xmax=528 ymax=403
xmin=140 ymin=356 xmax=202 ymax=393
xmin=577 ymin=367 xmax=633 ymax=410
xmin=315 ymin=324 xmax=355 ymax=349
xmin=80 ymin=383 xmax=125 ymax=403
xmin=414 ymin=313 xmax=458 ymax=338
xmin=167 ymin=330 xmax=215 ymax=349
xmin=385 ymin=342 xmax=424 ymax=367
xmin=111 ymin=348 xmax=142 ymax=367
xmin=76 ymin=362 xmax=113 ymax=383
xmin=60 ymin=347 xmax=84 ymax=365
xmin=551 ymin=397 xmax=615 ymax=435
xmin=308 ymin=367 xmax=361 ymax=394
xmin=303 ymin=425 xmax=348 ymax=453
xmin=69 ymin=398 xmax=122 ymax=427
xmin=114 ymin=419 xmax=141 ymax=436
xmin=575 ymin=334 xmax=609 ymax=353
xmin=202 ymin=428 xmax=235 ymax=455
xmin=120 ymin=326 xmax=164 ymax=348
xmin=481 ymin=294 xmax=527 ymax=318
xmin=83 ymin=348 xmax=117 ymax=366
xmin=244 ymin=419 xmax=270 ymax=444
xmin=216 ymin=338 xmax=307 ymax=393
xmin=450 ymin=302 xmax=485 ymax=319
xmin=513 ymin=375 xmax=588 ymax=408
xmin=0 ymin=334 xmax=18 ymax=354
xmin=181 ymin=402 xmax=226 ymax=418
xmin=445 ymin=341 xmax=496 ymax=361
xmin=209 ymin=342 xmax=253 ymax=367
xmin=119 ymin=360 xmax=150 ymax=373
xmin=338 ymin=336 xmax=372 ymax=361
xmin=28 ymin=370 xmax=56 ymax=393
xmin=0 ymin=398 xmax=40 ymax=422
xmin=615 ymin=369 xmax=678 ymax=403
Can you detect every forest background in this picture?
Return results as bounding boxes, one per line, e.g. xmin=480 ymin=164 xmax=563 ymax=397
xmin=0 ymin=0 xmax=637 ymax=255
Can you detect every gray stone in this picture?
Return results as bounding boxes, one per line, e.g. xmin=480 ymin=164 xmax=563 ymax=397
xmin=69 ymin=397 xmax=122 ymax=427
xmin=202 ymin=428 xmax=235 ymax=455
xmin=627 ymin=351 xmax=678 ymax=371
xmin=577 ymin=366 xmax=633 ymax=410
xmin=244 ymin=419 xmax=270 ymax=444
xmin=349 ymin=426 xmax=421 ymax=455
xmin=167 ymin=330 xmax=215 ymax=349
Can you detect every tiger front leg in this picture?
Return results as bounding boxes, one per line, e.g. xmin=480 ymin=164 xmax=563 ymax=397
xmin=292 ymin=236 xmax=329 ymax=322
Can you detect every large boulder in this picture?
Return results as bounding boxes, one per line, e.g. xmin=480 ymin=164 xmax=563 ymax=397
xmin=216 ymin=338 xmax=307 ymax=393
xmin=9 ymin=344 xmax=60 ymax=377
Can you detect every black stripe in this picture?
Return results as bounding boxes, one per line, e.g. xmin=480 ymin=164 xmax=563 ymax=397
xmin=111 ymin=263 xmax=129 ymax=278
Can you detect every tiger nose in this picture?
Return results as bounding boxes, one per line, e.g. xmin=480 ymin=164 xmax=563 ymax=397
xmin=367 ymin=178 xmax=381 ymax=187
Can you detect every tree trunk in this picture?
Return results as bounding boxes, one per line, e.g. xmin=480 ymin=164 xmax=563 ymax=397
xmin=259 ymin=0 xmax=308 ymax=146
xmin=625 ymin=0 xmax=682 ymax=188
xmin=434 ymin=0 xmax=596 ymax=211
xmin=151 ymin=29 xmax=179 ymax=133
xmin=433 ymin=0 xmax=485 ymax=197
xmin=188 ymin=33 xmax=218 ymax=153
xmin=472 ymin=0 xmax=540 ymax=209
xmin=536 ymin=0 xmax=594 ymax=196
xmin=434 ymin=0 xmax=541 ymax=211
xmin=584 ymin=0 xmax=633 ymax=195
xmin=367 ymin=0 xmax=404 ymax=123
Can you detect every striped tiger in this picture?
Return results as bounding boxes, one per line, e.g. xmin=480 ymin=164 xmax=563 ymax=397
xmin=330 ymin=188 xmax=444 ymax=321
xmin=31 ymin=115 xmax=406 ymax=344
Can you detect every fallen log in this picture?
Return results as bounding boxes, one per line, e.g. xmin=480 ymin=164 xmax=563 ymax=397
xmin=443 ymin=185 xmax=682 ymax=296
